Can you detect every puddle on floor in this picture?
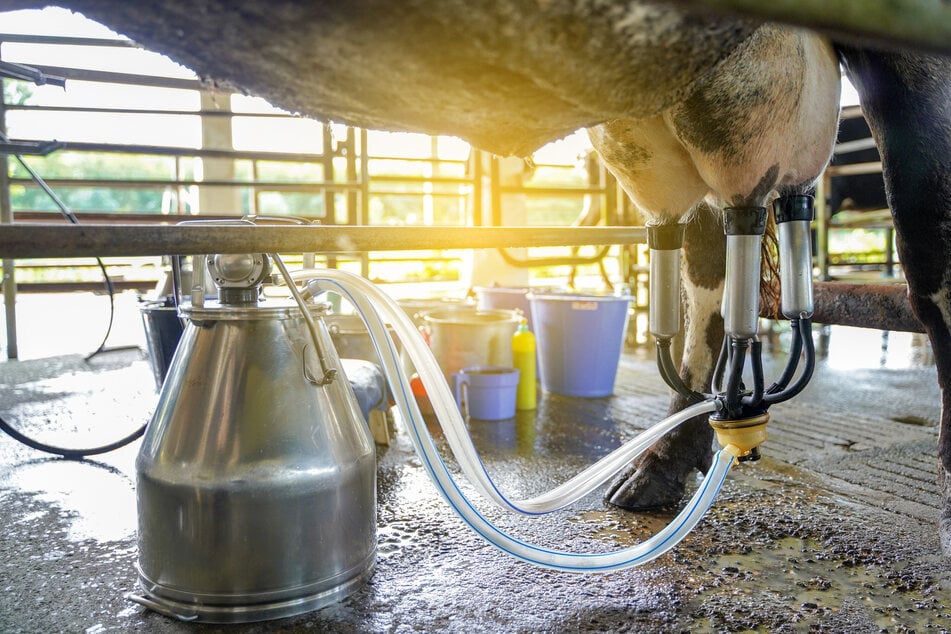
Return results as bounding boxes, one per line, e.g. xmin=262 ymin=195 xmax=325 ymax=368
xmin=690 ymin=536 xmax=951 ymax=631
xmin=567 ymin=458 xmax=951 ymax=631
xmin=571 ymin=507 xmax=675 ymax=544
xmin=5 ymin=459 xmax=137 ymax=543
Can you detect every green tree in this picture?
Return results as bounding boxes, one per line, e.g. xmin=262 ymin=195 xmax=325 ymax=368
xmin=2 ymin=79 xmax=33 ymax=107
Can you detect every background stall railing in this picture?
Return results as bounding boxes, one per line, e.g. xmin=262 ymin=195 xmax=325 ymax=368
xmin=0 ymin=27 xmax=638 ymax=358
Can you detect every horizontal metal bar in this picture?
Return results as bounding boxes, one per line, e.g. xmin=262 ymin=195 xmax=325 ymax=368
xmin=761 ymin=281 xmax=922 ymax=333
xmin=369 ymin=174 xmax=474 ymax=185
xmin=5 ymin=104 xmax=297 ymax=119
xmin=529 ymin=162 xmax=583 ymax=171
xmin=0 ymin=224 xmax=646 ymax=258
xmin=10 ymin=177 xmax=360 ymax=192
xmin=840 ymin=106 xmax=865 ymax=120
xmin=498 ymin=185 xmax=602 ymax=196
xmin=663 ymin=0 xmax=951 ymax=55
xmin=12 ymin=176 xmax=480 ymax=193
xmin=0 ymin=33 xmax=135 ymax=48
xmin=11 ymin=211 xmax=251 ymax=224
xmin=369 ymin=190 xmax=470 ymax=198
xmin=0 ymin=60 xmax=66 ymax=87
xmin=18 ymin=141 xmax=333 ymax=163
xmin=834 ymin=137 xmax=878 ymax=156
xmin=826 ymin=161 xmax=882 ymax=177
xmin=367 ymin=155 xmax=469 ymax=165
xmin=14 ymin=280 xmax=156 ymax=293
xmin=20 ymin=64 xmax=205 ymax=91
xmin=10 ymin=138 xmax=477 ymax=166
xmin=0 ymin=140 xmax=63 ymax=155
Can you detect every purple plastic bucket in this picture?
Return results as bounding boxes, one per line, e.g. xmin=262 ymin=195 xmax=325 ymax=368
xmin=473 ymin=286 xmax=533 ymax=329
xmin=451 ymin=365 xmax=520 ymax=421
xmin=530 ymin=293 xmax=631 ymax=397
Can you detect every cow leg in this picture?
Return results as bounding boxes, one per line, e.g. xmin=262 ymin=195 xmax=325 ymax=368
xmin=838 ymin=48 xmax=951 ymax=552
xmin=606 ymin=205 xmax=724 ymax=508
xmin=588 ymin=113 xmax=717 ymax=508
xmin=596 ymin=27 xmax=839 ymax=510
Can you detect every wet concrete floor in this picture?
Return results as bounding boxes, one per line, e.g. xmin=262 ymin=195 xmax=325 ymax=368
xmin=0 ymin=294 xmax=948 ymax=632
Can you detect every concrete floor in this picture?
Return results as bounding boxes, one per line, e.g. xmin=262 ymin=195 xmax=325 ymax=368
xmin=0 ymin=292 xmax=948 ymax=632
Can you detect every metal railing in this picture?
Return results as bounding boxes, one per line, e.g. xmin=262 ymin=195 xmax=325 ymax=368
xmin=815 ymin=106 xmax=897 ymax=281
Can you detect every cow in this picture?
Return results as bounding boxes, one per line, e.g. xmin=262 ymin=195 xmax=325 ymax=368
xmin=6 ymin=1 xmax=951 ymax=551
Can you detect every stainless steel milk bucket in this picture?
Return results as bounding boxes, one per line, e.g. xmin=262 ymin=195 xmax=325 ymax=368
xmin=422 ymin=308 xmax=520 ymax=380
xmin=133 ymin=300 xmax=376 ymax=623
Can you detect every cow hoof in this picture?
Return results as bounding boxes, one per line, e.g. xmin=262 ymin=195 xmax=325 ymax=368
xmin=941 ymin=515 xmax=951 ymax=556
xmin=604 ymin=416 xmax=714 ymax=511
xmin=605 ymin=456 xmax=687 ymax=510
xmin=940 ymin=465 xmax=951 ymax=555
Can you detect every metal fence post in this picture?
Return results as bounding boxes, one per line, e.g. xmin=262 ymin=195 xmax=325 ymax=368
xmin=0 ymin=69 xmax=19 ymax=359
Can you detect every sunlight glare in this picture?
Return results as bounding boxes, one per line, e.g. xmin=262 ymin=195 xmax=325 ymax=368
xmin=841 ymin=76 xmax=861 ymax=107
xmin=1 ymin=7 xmax=119 ymax=38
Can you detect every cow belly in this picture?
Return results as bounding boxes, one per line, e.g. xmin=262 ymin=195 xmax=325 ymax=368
xmin=5 ymin=0 xmax=760 ymax=156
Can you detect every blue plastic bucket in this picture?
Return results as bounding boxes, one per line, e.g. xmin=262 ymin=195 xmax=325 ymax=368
xmin=530 ymin=293 xmax=631 ymax=397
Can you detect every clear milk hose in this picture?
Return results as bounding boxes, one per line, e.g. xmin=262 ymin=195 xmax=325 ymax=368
xmin=288 ymin=267 xmax=734 ymax=572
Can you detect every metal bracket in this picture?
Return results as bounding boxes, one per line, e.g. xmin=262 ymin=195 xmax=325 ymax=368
xmin=0 ymin=139 xmax=64 ymax=156
xmin=0 ymin=60 xmax=66 ymax=87
xmin=302 ymin=344 xmax=338 ymax=386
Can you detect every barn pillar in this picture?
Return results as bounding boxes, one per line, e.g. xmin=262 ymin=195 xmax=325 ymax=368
xmin=462 ymin=154 xmax=530 ymax=289
xmin=196 ymin=91 xmax=242 ymax=216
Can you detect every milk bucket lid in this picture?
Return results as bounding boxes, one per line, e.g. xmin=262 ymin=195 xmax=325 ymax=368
xmin=183 ymin=299 xmax=332 ymax=321
xmin=421 ymin=307 xmax=521 ymax=324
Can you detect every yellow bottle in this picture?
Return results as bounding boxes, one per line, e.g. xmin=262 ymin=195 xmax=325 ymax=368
xmin=512 ymin=318 xmax=537 ymax=410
